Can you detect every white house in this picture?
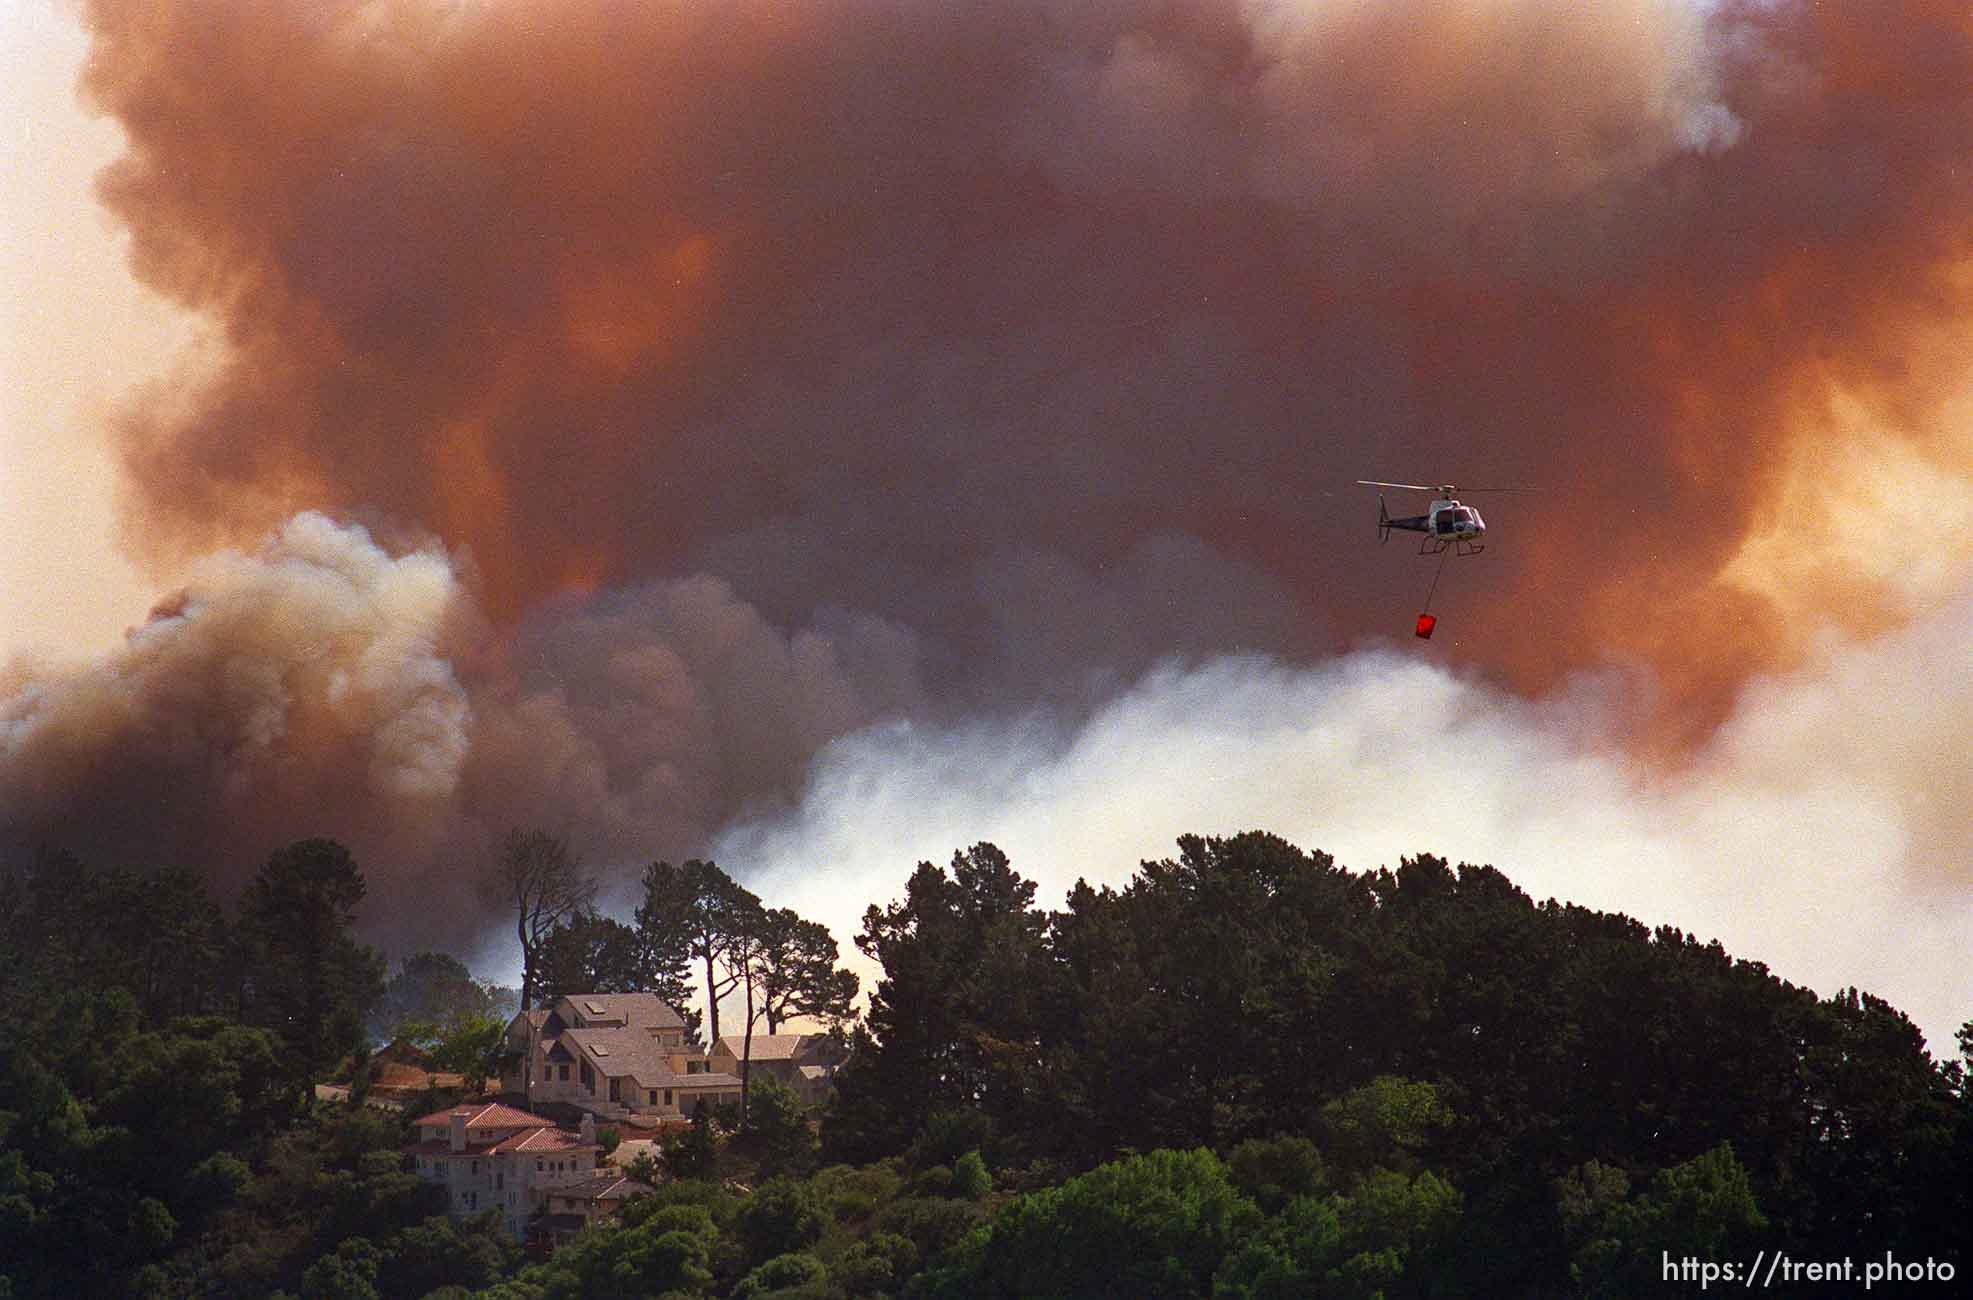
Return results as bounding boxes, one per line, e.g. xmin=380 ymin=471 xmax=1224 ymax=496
xmin=708 ymin=1033 xmax=845 ymax=1105
xmin=502 ymin=992 xmax=743 ymax=1120
xmin=405 ymin=1101 xmax=602 ymax=1240
xmin=535 ymin=1171 xmax=659 ymax=1247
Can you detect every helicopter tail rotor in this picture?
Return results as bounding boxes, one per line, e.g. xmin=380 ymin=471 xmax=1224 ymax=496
xmin=1377 ymin=495 xmax=1392 ymax=545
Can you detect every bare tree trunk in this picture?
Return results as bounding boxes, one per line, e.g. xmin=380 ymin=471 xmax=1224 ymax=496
xmin=740 ymin=964 xmax=756 ymax=1126
xmin=703 ymin=947 xmax=721 ymax=1048
xmin=518 ymin=907 xmax=535 ymax=1011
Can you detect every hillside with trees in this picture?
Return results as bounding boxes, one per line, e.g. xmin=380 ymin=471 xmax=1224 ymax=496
xmin=2 ymin=831 xmax=1966 ymax=1298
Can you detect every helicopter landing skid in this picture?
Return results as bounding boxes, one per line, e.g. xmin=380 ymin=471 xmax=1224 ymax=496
xmin=1420 ymin=538 xmax=1485 ymax=557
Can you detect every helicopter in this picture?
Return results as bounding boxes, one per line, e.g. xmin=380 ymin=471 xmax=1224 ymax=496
xmin=1357 ymin=480 xmax=1530 ymax=638
xmin=1357 ymin=481 xmax=1504 ymax=556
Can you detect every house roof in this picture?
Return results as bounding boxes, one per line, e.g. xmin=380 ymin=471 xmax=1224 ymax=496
xmin=404 ymin=1121 xmax=598 ymax=1158
xmin=558 ymin=1173 xmax=657 ymax=1203
xmin=712 ymin=1033 xmax=818 ymax=1062
xmin=377 ymin=1037 xmax=433 ymax=1065
xmin=491 ymin=1126 xmax=597 ymax=1154
xmin=411 ymin=1101 xmax=544 ymax=1130
xmin=554 ymin=992 xmax=686 ymax=1032
xmin=563 ymin=1026 xmax=672 ymax=1081
xmin=672 ymin=1070 xmax=742 ymax=1089
xmin=556 ymin=1025 xmax=744 ymax=1089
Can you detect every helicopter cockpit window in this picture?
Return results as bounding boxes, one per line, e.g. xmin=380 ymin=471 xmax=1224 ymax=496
xmin=1436 ymin=514 xmax=1460 ymax=534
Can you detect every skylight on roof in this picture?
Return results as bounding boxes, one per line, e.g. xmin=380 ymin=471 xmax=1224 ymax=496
xmin=591 ymin=1044 xmax=609 ymax=1056
xmin=584 ymin=1000 xmax=608 ymax=1015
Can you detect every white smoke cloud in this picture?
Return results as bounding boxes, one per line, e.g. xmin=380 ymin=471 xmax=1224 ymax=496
xmin=2 ymin=512 xmax=928 ymax=950
xmin=718 ymin=613 xmax=1973 ymax=1056
xmin=1 ymin=511 xmax=473 ymax=861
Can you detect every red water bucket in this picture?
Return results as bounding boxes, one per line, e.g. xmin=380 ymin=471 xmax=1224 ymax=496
xmin=1415 ymin=613 xmax=1437 ymax=639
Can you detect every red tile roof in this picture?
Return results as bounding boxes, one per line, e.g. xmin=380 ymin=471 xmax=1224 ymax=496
xmin=411 ymin=1100 xmax=544 ymax=1129
xmin=491 ymin=1127 xmax=597 ymax=1154
xmin=405 ymin=1127 xmax=598 ymax=1158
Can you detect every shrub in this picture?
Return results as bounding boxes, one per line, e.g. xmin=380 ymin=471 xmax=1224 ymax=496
xmin=950 ymin=1151 xmax=991 ymax=1201
xmin=737 ymin=1178 xmax=826 ymax=1266
xmin=734 ymin=1251 xmax=829 ymax=1298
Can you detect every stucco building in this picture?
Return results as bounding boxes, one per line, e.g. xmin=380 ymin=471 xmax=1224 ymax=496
xmin=502 ymin=992 xmax=742 ymax=1120
xmin=708 ymin=1032 xmax=844 ymax=1105
xmin=405 ymin=1101 xmax=602 ymax=1240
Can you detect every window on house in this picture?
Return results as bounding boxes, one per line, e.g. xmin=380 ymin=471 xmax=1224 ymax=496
xmin=665 ymin=1089 xmax=673 ymax=1107
xmin=649 ymin=1089 xmax=658 ymax=1105
xmin=581 ymin=1061 xmax=594 ymax=1090
xmin=496 ymin=1172 xmax=504 ymax=1190
xmin=609 ymin=1077 xmax=620 ymax=1102
xmin=559 ymin=1064 xmax=570 ymax=1081
xmin=470 ymin=1160 xmax=478 ymax=1175
xmin=537 ymin=1160 xmax=544 ymax=1172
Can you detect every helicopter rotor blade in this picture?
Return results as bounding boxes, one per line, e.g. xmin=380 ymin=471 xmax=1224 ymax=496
xmin=1357 ymin=479 xmax=1540 ymax=494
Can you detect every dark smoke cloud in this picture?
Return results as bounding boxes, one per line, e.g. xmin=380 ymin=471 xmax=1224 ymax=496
xmin=2 ymin=515 xmax=924 ymax=951
xmin=79 ymin=0 xmax=1973 ymax=720
xmin=12 ymin=1 xmax=1973 ymax=948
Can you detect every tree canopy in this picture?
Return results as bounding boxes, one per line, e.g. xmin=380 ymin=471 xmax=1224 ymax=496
xmin=488 ymin=829 xmax=596 ymax=1012
xmin=2 ymin=830 xmax=1966 ymax=1300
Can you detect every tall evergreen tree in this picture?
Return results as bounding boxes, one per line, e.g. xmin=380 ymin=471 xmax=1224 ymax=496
xmin=825 ymin=843 xmax=1051 ymax=1163
xmin=636 ymin=858 xmax=759 ymax=1047
xmin=370 ymin=950 xmax=494 ymax=1042
xmin=235 ymin=838 xmax=385 ymax=1087
xmin=749 ymin=907 xmax=860 ymax=1037
xmin=533 ymin=910 xmax=646 ymax=1003
xmin=487 ymin=828 xmax=595 ymax=1011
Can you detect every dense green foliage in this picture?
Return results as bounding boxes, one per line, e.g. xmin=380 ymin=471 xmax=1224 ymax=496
xmin=3 ymin=831 xmax=1967 ymax=1298
xmin=826 ymin=834 xmax=1972 ymax=1293
xmin=371 ymin=951 xmax=513 ymax=1046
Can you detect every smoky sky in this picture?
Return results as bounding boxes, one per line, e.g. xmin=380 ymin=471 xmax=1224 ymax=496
xmin=9 ymin=0 xmax=1973 ymax=952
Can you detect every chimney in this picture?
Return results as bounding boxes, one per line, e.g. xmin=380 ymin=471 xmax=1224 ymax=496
xmin=449 ymin=1111 xmax=467 ymax=1153
xmin=579 ymin=1111 xmax=595 ymax=1145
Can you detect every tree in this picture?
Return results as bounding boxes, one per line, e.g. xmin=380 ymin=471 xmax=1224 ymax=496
xmin=748 ymin=908 xmax=859 ymax=1037
xmin=1563 ymin=1144 xmax=1765 ymax=1297
xmin=920 ymin=1148 xmax=1262 ymax=1300
xmin=738 ymin=1073 xmax=818 ymax=1180
xmin=636 ymin=858 xmax=758 ymax=1047
xmin=2 ymin=851 xmax=230 ymax=1028
xmin=533 ymin=911 xmax=646 ymax=1004
xmin=487 ymin=829 xmax=595 ymax=1012
xmin=734 ymin=905 xmax=858 ymax=1121
xmin=659 ymin=1107 xmax=719 ymax=1181
xmin=427 ymin=1015 xmax=508 ymax=1093
xmin=371 ymin=952 xmax=495 ymax=1043
xmin=236 ymin=839 xmax=386 ymax=1085
xmin=824 ymin=843 xmax=1051 ymax=1163
xmin=1318 ymin=1076 xmax=1452 ymax=1180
